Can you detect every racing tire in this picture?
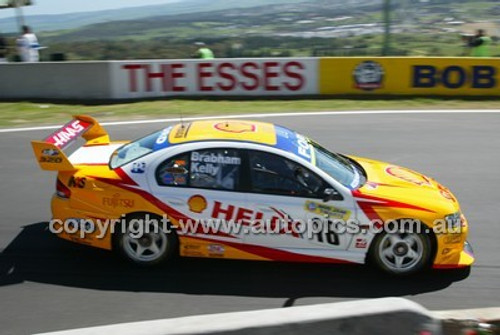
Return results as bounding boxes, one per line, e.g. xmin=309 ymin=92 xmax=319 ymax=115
xmin=114 ymin=213 xmax=178 ymax=266
xmin=368 ymin=221 xmax=432 ymax=275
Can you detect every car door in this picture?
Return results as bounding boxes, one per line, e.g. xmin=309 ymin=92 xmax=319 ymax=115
xmin=148 ymin=146 xmax=248 ymax=250
xmin=243 ymin=149 xmax=356 ymax=251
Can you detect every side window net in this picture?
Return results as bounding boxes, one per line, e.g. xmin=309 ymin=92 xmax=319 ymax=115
xmin=156 ymin=154 xmax=189 ymax=186
xmin=156 ymin=149 xmax=241 ymax=191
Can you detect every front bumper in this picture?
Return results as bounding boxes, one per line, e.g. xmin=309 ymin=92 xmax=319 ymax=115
xmin=432 ymin=212 xmax=474 ymax=269
xmin=433 ymin=240 xmax=475 ymax=269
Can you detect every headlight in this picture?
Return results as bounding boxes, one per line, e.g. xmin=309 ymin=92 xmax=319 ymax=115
xmin=445 ymin=212 xmax=461 ymax=230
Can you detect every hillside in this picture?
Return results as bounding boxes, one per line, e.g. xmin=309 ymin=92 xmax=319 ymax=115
xmin=2 ymin=0 xmax=499 ymax=60
xmin=0 ymin=0 xmax=307 ymax=33
xmin=41 ymin=0 xmax=382 ymax=43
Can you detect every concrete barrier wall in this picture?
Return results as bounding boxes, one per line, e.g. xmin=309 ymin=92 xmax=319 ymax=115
xmin=0 ymin=62 xmax=113 ymax=100
xmin=36 ymin=298 xmax=442 ymax=335
xmin=1 ymin=57 xmax=499 ymax=100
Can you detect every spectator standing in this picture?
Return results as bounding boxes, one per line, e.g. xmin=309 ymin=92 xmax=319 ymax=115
xmin=0 ymin=33 xmax=7 ymax=63
xmin=17 ymin=25 xmax=40 ymax=62
xmin=471 ymin=29 xmax=492 ymax=57
xmin=193 ymin=42 xmax=214 ymax=59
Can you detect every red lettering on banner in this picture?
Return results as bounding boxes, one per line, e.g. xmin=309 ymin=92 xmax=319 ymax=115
xmin=240 ymin=62 xmax=260 ymax=90
xmin=284 ymin=61 xmax=305 ymax=91
xmin=217 ymin=63 xmax=237 ymax=91
xmin=263 ymin=62 xmax=280 ymax=91
xmin=198 ymin=63 xmax=214 ymax=91
xmin=121 ymin=61 xmax=307 ymax=94
xmin=144 ymin=64 xmax=166 ymax=92
xmin=122 ymin=64 xmax=143 ymax=92
xmin=170 ymin=64 xmax=186 ymax=92
xmin=122 ymin=63 xmax=187 ymax=93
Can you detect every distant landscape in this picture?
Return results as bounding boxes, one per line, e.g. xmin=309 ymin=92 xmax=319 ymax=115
xmin=1 ymin=0 xmax=499 ymax=60
xmin=0 ymin=0 xmax=306 ymax=32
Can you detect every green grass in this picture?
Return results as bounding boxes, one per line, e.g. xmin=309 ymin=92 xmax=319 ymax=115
xmin=1 ymin=98 xmax=500 ymax=128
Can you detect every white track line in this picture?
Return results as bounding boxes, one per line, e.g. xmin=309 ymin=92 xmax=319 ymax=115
xmin=1 ymin=109 xmax=500 ymax=134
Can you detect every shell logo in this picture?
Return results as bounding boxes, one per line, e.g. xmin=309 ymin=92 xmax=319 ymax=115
xmin=385 ymin=166 xmax=432 ymax=186
xmin=438 ymin=184 xmax=456 ymax=202
xmin=188 ymin=195 xmax=208 ymax=213
xmin=214 ymin=121 xmax=256 ymax=133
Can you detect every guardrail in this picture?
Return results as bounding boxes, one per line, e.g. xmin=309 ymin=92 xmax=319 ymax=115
xmin=1 ymin=57 xmax=499 ymax=100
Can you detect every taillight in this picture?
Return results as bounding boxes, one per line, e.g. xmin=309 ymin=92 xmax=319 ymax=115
xmin=56 ymin=179 xmax=71 ymax=199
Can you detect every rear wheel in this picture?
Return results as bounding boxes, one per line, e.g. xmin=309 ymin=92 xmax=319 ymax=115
xmin=369 ymin=223 xmax=432 ymax=275
xmin=114 ymin=214 xmax=178 ymax=266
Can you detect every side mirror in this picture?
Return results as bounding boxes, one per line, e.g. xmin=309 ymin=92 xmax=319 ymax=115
xmin=323 ymin=188 xmax=342 ymax=202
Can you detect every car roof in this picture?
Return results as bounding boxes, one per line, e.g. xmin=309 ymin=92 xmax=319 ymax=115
xmin=169 ymin=120 xmax=277 ymax=145
xmin=157 ymin=119 xmax=314 ymax=163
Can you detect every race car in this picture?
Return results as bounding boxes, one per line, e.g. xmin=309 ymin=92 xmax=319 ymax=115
xmin=31 ymin=115 xmax=474 ymax=275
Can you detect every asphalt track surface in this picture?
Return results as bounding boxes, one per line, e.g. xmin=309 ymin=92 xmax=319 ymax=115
xmin=1 ymin=111 xmax=499 ymax=334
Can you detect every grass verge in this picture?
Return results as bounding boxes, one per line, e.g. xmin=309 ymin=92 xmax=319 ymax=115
xmin=1 ymin=98 xmax=500 ymax=128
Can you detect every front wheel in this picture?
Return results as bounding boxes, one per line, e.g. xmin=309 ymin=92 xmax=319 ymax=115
xmin=369 ymin=225 xmax=432 ymax=275
xmin=114 ymin=214 xmax=178 ymax=266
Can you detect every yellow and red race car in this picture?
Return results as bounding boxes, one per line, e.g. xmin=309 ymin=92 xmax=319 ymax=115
xmin=32 ymin=115 xmax=474 ymax=275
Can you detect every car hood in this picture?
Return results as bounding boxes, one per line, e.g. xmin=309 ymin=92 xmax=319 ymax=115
xmin=349 ymin=155 xmax=461 ymax=215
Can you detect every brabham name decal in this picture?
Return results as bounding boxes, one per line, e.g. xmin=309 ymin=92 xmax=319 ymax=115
xmin=191 ymin=152 xmax=241 ymax=165
xmin=191 ymin=152 xmax=241 ymax=176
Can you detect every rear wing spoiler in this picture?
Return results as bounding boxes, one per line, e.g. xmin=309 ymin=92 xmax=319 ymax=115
xmin=31 ymin=115 xmax=110 ymax=171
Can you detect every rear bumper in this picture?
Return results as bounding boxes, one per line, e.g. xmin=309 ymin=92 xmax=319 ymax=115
xmin=51 ymin=194 xmax=113 ymax=250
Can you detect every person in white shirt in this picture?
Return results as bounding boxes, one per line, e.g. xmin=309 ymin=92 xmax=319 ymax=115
xmin=17 ymin=25 xmax=40 ymax=62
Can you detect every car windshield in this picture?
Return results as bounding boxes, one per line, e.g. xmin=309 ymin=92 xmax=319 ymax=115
xmin=109 ymin=129 xmax=165 ymax=169
xmin=311 ymin=141 xmax=363 ymax=189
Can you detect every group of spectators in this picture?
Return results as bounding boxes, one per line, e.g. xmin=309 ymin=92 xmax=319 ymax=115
xmin=0 ymin=26 xmax=495 ymax=62
xmin=1 ymin=26 xmax=215 ymax=61
xmin=0 ymin=25 xmax=40 ymax=63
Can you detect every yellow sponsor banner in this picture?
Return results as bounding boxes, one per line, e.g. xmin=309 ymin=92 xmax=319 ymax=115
xmin=319 ymin=57 xmax=500 ymax=96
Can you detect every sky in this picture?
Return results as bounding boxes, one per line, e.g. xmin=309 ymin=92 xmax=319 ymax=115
xmin=0 ymin=0 xmax=180 ymax=19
